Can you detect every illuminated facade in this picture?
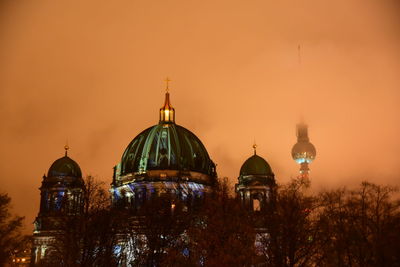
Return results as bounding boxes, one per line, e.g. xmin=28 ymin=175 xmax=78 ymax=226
xmin=31 ymin=83 xmax=312 ymax=265
xmin=111 ymin=90 xmax=217 ymax=210
xmin=110 ymin=89 xmax=218 ymax=264
xmin=31 ymin=146 xmax=84 ymax=265
xmin=291 ymin=122 xmax=316 ymax=178
xmin=30 ymin=87 xmax=218 ymax=265
xmin=10 ymin=241 xmax=31 ymax=266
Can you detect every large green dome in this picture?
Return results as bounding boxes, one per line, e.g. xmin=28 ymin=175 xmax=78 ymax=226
xmin=240 ymin=154 xmax=273 ymax=176
xmin=48 ymin=155 xmax=82 ymax=178
xmin=121 ymin=123 xmax=216 ymax=177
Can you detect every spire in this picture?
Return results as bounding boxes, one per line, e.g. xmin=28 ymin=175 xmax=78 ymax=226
xmin=64 ymin=143 xmax=69 ymax=157
xmin=252 ymin=142 xmax=257 ymax=155
xmin=159 ymin=78 xmax=175 ymax=123
xmin=298 ymin=44 xmax=301 ymax=65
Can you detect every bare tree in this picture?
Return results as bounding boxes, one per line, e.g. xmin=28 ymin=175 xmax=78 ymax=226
xmin=259 ymin=178 xmax=322 ymax=267
xmin=128 ymin=178 xmax=256 ymax=267
xmin=131 ymin=194 xmax=192 ymax=266
xmin=0 ymin=193 xmax=24 ymax=266
xmin=51 ymin=176 xmax=121 ymax=267
xmin=318 ymin=182 xmax=400 ymax=267
xmin=182 ymin=178 xmax=256 ymax=267
xmin=37 ymin=176 xmax=400 ymax=267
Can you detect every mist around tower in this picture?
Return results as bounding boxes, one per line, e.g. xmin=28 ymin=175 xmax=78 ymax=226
xmin=2 ymin=82 xmax=399 ymax=267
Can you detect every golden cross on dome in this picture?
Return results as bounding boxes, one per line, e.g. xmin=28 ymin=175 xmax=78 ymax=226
xmin=252 ymin=142 xmax=257 ymax=155
xmin=64 ymin=141 xmax=69 ymax=156
xmin=164 ymin=77 xmax=171 ymax=92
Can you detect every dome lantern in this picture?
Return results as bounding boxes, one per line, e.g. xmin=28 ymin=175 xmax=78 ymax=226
xmin=159 ymin=78 xmax=175 ymax=123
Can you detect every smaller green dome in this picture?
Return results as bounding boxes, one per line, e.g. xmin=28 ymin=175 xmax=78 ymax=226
xmin=48 ymin=156 xmax=82 ymax=178
xmin=240 ymin=154 xmax=273 ymax=176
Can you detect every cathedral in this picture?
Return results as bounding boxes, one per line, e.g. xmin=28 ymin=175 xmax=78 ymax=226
xmin=31 ymin=83 xmax=316 ymax=265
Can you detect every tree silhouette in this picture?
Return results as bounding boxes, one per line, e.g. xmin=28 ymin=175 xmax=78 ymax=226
xmin=49 ymin=176 xmax=121 ymax=266
xmin=32 ymin=177 xmax=400 ymax=267
xmin=259 ymin=178 xmax=323 ymax=267
xmin=0 ymin=193 xmax=24 ymax=266
xmin=130 ymin=194 xmax=191 ymax=266
xmin=318 ymin=182 xmax=400 ymax=267
xmin=182 ymin=178 xmax=256 ymax=267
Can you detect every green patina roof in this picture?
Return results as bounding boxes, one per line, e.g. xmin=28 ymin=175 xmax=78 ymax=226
xmin=240 ymin=154 xmax=273 ymax=176
xmin=48 ymin=156 xmax=82 ymax=178
xmin=120 ymin=123 xmax=216 ymax=176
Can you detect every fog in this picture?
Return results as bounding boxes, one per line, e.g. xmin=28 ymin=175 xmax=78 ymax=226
xmin=0 ymin=0 xmax=399 ymax=231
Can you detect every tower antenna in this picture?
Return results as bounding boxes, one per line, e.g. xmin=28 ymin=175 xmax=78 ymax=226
xmin=298 ymin=44 xmax=301 ymax=66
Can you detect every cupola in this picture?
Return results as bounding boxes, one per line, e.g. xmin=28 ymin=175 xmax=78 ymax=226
xmin=159 ymin=78 xmax=175 ymax=123
xmin=47 ymin=145 xmax=82 ymax=178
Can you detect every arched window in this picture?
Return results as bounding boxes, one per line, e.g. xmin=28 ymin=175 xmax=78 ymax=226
xmin=253 ymin=198 xmax=261 ymax=211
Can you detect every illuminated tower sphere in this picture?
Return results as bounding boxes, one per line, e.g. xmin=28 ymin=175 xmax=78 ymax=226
xmin=32 ymin=145 xmax=84 ymax=265
xmin=236 ymin=144 xmax=275 ymax=212
xmin=111 ymin=85 xmax=217 ymax=210
xmin=291 ymin=122 xmax=316 ymax=178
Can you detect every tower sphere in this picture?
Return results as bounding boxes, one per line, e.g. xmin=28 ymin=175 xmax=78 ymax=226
xmin=291 ymin=122 xmax=316 ymax=166
xmin=291 ymin=142 xmax=316 ymax=164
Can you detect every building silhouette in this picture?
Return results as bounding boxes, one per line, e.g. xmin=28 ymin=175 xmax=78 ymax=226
xmin=236 ymin=144 xmax=275 ymax=212
xmin=32 ymin=146 xmax=84 ymax=264
xmin=31 ymin=85 xmax=314 ymax=265
xmin=111 ymin=89 xmax=217 ymax=211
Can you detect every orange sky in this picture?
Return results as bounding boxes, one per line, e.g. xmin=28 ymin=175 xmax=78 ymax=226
xmin=1 ymin=0 xmax=399 ymax=232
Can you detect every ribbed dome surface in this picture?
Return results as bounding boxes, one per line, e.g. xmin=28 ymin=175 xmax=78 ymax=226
xmin=48 ymin=156 xmax=82 ymax=178
xmin=121 ymin=123 xmax=215 ymax=176
xmin=240 ymin=154 xmax=272 ymax=176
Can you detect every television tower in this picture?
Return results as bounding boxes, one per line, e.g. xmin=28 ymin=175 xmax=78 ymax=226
xmin=291 ymin=122 xmax=316 ymax=178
